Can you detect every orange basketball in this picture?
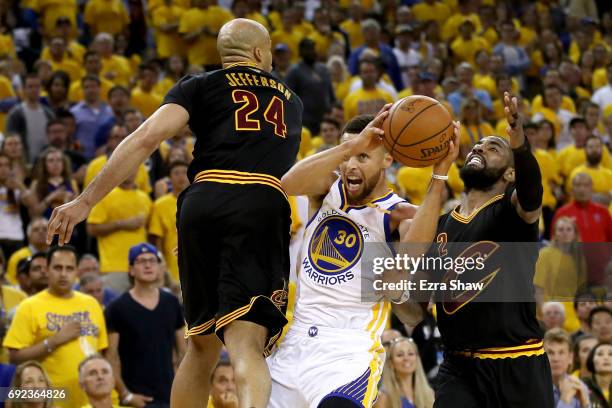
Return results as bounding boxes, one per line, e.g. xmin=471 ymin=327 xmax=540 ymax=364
xmin=382 ymin=95 xmax=453 ymax=168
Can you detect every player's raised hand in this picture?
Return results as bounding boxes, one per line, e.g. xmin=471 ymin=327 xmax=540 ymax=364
xmin=503 ymin=91 xmax=525 ymax=148
xmin=433 ymin=120 xmax=460 ymax=177
xmin=348 ymin=103 xmax=392 ymax=154
xmin=47 ymin=197 xmax=92 ymax=246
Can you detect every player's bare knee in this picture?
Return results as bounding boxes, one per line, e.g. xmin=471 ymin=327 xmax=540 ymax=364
xmin=223 ymin=320 xmax=268 ymax=355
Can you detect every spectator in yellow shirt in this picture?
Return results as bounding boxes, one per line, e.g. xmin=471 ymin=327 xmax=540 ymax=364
xmin=93 ymin=33 xmax=133 ymax=87
xmin=558 ymin=117 xmax=612 ymax=179
xmin=339 ymin=3 xmax=365 ymax=50
xmin=86 ymin=170 xmax=152 ymax=293
xmin=4 ymin=245 xmax=108 ymax=408
xmin=207 ymin=360 xmax=237 ymax=408
xmin=69 ymin=51 xmax=114 ymax=103
xmin=441 ymin=0 xmax=481 ymax=41
xmin=152 ymin=0 xmax=186 ymax=60
xmin=148 ymin=160 xmax=189 ymax=282
xmin=450 ymin=20 xmax=490 ymax=66
xmin=35 ymin=0 xmax=78 ymax=36
xmin=566 ymin=136 xmax=612 ymax=204
xmin=308 ymin=8 xmax=346 ymax=60
xmin=130 ymin=64 xmax=163 ymax=118
xmin=343 ymin=59 xmax=394 ymax=121
xmin=412 ymin=0 xmax=451 ymax=26
xmin=78 ymin=354 xmax=123 ymax=408
xmin=6 ymin=218 xmax=49 ymax=285
xmin=41 ymin=16 xmax=85 ymax=64
xmin=84 ymin=0 xmax=130 ymax=36
xmin=270 ymin=9 xmax=304 ymax=64
xmin=154 ymin=55 xmax=186 ymax=97
xmin=458 ymin=98 xmax=494 ymax=163
xmin=396 ymin=163 xmax=463 ymax=205
xmin=44 ymin=37 xmax=82 ymax=83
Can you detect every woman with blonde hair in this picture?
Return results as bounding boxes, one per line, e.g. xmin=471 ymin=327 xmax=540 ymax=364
xmin=326 ymin=55 xmax=352 ymax=102
xmin=7 ymin=360 xmax=53 ymax=408
xmin=375 ymin=337 xmax=434 ymax=408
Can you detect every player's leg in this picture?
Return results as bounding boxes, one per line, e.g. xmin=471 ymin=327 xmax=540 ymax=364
xmin=433 ymin=359 xmax=480 ymax=408
xmin=170 ymin=334 xmax=222 ymax=408
xmin=223 ymin=320 xmax=271 ymax=408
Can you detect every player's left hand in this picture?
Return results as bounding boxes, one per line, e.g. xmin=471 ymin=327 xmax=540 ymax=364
xmin=47 ymin=196 xmax=92 ymax=246
xmin=504 ymin=91 xmax=525 ymax=148
xmin=433 ymin=120 xmax=460 ymax=177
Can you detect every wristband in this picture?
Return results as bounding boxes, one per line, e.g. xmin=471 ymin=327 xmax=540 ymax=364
xmin=432 ymin=174 xmax=449 ymax=181
xmin=122 ymin=393 xmax=134 ymax=405
xmin=43 ymin=338 xmax=53 ymax=353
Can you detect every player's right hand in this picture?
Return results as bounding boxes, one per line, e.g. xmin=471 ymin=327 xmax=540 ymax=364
xmin=348 ymin=103 xmax=392 ymax=155
xmin=47 ymin=197 xmax=92 ymax=246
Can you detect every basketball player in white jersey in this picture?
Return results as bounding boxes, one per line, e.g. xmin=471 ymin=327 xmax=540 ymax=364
xmin=268 ymin=106 xmax=460 ymax=408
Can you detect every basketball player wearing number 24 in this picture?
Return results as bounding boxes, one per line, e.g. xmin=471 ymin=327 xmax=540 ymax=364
xmin=46 ymin=19 xmax=304 ymax=408
xmin=394 ymin=92 xmax=554 ymax=408
xmin=269 ymin=107 xmax=459 ymax=408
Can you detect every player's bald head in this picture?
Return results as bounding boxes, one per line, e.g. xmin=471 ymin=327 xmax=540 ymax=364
xmin=217 ymin=18 xmax=272 ymax=70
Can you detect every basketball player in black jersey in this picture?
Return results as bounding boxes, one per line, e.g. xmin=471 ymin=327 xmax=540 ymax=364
xmin=395 ymin=92 xmax=554 ymax=408
xmin=46 ymin=19 xmax=303 ymax=408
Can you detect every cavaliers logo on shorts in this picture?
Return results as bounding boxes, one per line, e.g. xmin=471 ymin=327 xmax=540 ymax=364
xmin=302 ymin=216 xmax=363 ymax=286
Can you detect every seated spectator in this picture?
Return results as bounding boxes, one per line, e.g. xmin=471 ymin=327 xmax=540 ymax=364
xmin=6 ymin=218 xmax=49 ymax=285
xmin=582 ymin=342 xmax=612 ymax=408
xmin=68 ymin=51 xmax=114 ymax=105
xmin=381 ymin=329 xmax=402 ymax=353
xmin=208 ymin=360 xmax=238 ymax=408
xmin=78 ymin=273 xmax=116 ymax=308
xmin=0 ymin=134 xmax=30 ymax=187
xmin=591 ymin=62 xmax=612 ymax=112
xmin=457 ymin=97 xmax=494 ymax=163
xmin=44 ymin=70 xmax=71 ymax=112
xmin=375 ymin=337 xmax=435 ymax=408
xmin=306 ymin=118 xmax=341 ymax=156
xmin=543 ymin=302 xmax=567 ymax=331
xmin=44 ymin=119 xmax=87 ymax=185
xmin=543 ymin=328 xmax=590 ymax=408
xmin=573 ymin=334 xmax=598 ymax=379
xmin=536 ymin=119 xmax=558 ymax=157
xmin=78 ymin=254 xmax=100 ymax=277
xmin=493 ymin=21 xmax=530 ymax=77
xmin=22 ymin=147 xmax=78 ymax=220
xmin=0 ymin=152 xmax=26 ymax=259
xmin=447 ymin=62 xmax=493 ymax=118
xmin=105 ymin=243 xmax=185 ymax=407
xmin=589 ymin=307 xmax=612 ymax=343
xmin=532 ymin=86 xmax=575 ymax=150
xmin=558 ymin=118 xmax=612 ymax=179
xmin=153 ymin=147 xmax=190 ymax=199
xmin=15 ymin=253 xmax=47 ymax=296
xmin=130 ymin=64 xmax=163 ymax=119
xmin=450 ymin=20 xmax=489 ymax=66
xmin=8 ymin=360 xmax=53 ymax=408
xmin=4 ymin=245 xmax=108 ymax=408
xmin=565 ymin=136 xmax=612 ymax=206
xmin=343 ymin=59 xmax=394 ymax=121
xmin=78 ymin=354 xmax=118 ymax=408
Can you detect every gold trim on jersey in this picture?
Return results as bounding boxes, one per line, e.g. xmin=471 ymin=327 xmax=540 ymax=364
xmin=184 ymin=318 xmax=216 ymax=338
xmin=450 ymin=194 xmax=504 ymax=224
xmin=454 ymin=339 xmax=545 ymax=360
xmin=224 ymin=62 xmax=260 ymax=69
xmin=194 ymin=169 xmax=288 ymax=201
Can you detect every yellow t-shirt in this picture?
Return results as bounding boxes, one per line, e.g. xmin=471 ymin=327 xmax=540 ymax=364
xmin=531 ymin=94 xmax=576 ymax=114
xmin=148 ymin=194 xmax=179 ymax=281
xmin=518 ymin=26 xmax=537 ymax=47
xmin=450 ymin=36 xmax=491 ymax=65
xmin=147 ymin=0 xmax=190 ymax=12
xmin=41 ymin=41 xmax=86 ymax=66
xmin=85 ymin=156 xmax=151 ymax=194
xmin=101 ymin=55 xmax=132 ymax=87
xmin=473 ymin=73 xmax=496 ymax=98
xmin=6 ymin=246 xmax=32 ymax=285
xmin=592 ymin=67 xmax=607 ymax=92
xmin=152 ymin=5 xmax=185 ymax=59
xmin=534 ymin=246 xmax=587 ymax=301
xmin=130 ymin=87 xmax=163 ymax=118
xmin=84 ymin=0 xmax=130 ymax=35
xmin=158 ymin=138 xmax=194 ymax=162
xmin=298 ymin=127 xmax=313 ymax=159
xmin=0 ymin=33 xmax=16 ymax=59
xmin=308 ymin=30 xmax=345 ymax=60
xmin=459 ymin=122 xmax=495 ymax=149
xmin=339 ymin=20 xmax=364 ymax=50
xmin=68 ymin=77 xmax=114 ymax=103
xmin=48 ymin=57 xmax=82 ymax=82
xmin=343 ymin=88 xmax=394 ymax=121
xmin=533 ymin=149 xmax=561 ymax=209
xmin=36 ymin=0 xmax=78 ymax=35
xmin=3 ymin=290 xmax=108 ymax=408
xmin=270 ymin=28 xmax=304 ymax=64
xmin=294 ymin=20 xmax=314 ymax=38
xmin=0 ymin=286 xmax=28 ymax=364
xmin=87 ymin=187 xmax=152 ymax=273
xmin=179 ymin=6 xmax=233 ymax=66
xmin=412 ymin=1 xmax=451 ymax=26
xmin=566 ymin=165 xmax=612 ymax=194
xmin=154 ymin=77 xmax=176 ymax=97
xmin=396 ymin=163 xmax=464 ymax=205
xmin=557 ymin=145 xmax=612 ymax=178
xmin=441 ymin=13 xmax=482 ymax=41
xmin=0 ymin=75 xmax=15 ymax=132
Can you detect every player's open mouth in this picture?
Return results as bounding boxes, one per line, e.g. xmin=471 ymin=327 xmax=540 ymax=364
xmin=466 ymin=154 xmax=485 ymax=167
xmin=346 ymin=176 xmax=362 ymax=193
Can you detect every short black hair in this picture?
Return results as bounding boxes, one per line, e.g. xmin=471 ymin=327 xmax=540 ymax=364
xmin=17 ymin=252 xmax=48 ymax=276
xmin=46 ymin=118 xmax=65 ymax=131
xmin=342 ymin=114 xmax=374 ymax=135
xmin=46 ymin=245 xmax=78 ymax=265
xmin=55 ymin=108 xmax=75 ymax=121
xmin=321 ymin=117 xmax=341 ymax=130
xmin=569 ymin=116 xmax=587 ymax=128
xmin=588 ymin=306 xmax=612 ymax=328
xmin=573 ymin=291 xmax=596 ymax=310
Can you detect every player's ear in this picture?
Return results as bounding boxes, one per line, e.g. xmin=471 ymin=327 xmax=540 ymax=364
xmin=382 ymin=150 xmax=393 ymax=169
xmin=254 ymin=46 xmax=263 ymax=63
xmin=504 ymin=167 xmax=515 ymax=183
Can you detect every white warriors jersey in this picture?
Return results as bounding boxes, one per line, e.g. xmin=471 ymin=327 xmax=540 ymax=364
xmin=292 ymin=176 xmax=405 ymax=338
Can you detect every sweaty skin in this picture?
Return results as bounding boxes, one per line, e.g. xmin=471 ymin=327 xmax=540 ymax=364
xmin=218 ymin=19 xmax=272 ymax=72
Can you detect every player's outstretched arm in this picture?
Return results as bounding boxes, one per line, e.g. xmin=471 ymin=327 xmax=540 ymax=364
xmin=281 ymin=104 xmax=391 ymax=197
xmin=47 ymin=104 xmax=190 ymax=245
xmin=504 ymin=92 xmax=543 ymax=224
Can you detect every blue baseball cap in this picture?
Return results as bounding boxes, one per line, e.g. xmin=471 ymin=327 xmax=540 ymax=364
xmin=128 ymin=243 xmax=160 ymax=265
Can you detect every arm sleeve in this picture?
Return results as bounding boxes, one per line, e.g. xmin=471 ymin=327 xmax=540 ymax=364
xmin=513 ymin=144 xmax=543 ymax=212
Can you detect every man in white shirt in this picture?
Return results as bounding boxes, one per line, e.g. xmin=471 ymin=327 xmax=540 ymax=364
xmin=591 ymin=63 xmax=612 ymax=112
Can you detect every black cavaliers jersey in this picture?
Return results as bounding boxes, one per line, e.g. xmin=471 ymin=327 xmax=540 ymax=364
xmin=162 ymin=64 xmax=303 ymax=183
xmin=431 ymin=189 xmax=543 ymax=351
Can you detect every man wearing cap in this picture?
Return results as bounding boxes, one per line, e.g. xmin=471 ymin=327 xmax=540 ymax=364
xmin=105 ymin=243 xmax=185 ymax=408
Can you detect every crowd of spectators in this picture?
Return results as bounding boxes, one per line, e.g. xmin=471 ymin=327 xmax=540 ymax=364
xmin=0 ymin=0 xmax=610 ymax=406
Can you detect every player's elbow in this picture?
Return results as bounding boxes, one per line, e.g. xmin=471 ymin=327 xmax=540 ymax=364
xmin=280 ymin=173 xmax=301 ymax=196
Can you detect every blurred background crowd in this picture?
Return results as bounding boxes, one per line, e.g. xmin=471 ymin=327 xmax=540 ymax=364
xmin=0 ymin=0 xmax=610 ymax=406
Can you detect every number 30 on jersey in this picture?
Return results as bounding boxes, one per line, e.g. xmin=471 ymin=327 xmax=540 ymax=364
xmin=232 ymin=89 xmax=287 ymax=138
